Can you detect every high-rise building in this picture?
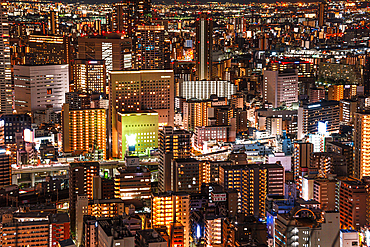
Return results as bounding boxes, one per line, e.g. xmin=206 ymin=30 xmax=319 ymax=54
xmin=0 ymin=2 xmax=13 ymax=114
xmin=293 ymin=142 xmax=313 ymax=195
xmin=69 ymin=161 xmax=99 ymax=238
xmin=135 ymin=22 xmax=171 ymax=70
xmin=262 ymin=70 xmax=298 ymax=108
xmin=313 ymin=178 xmax=337 ymax=211
xmin=14 ymin=64 xmax=69 ymax=113
xmin=219 ymin=163 xmax=285 ymax=218
xmin=309 ymin=87 xmax=325 ymax=103
xmin=354 ymin=112 xmax=370 ymax=179
xmin=326 ymin=141 xmax=354 ymax=177
xmin=196 ymin=14 xmax=213 ymax=80
xmin=158 ymin=127 xmax=191 ymax=192
xmin=183 ymin=100 xmax=212 ymax=131
xmin=26 ymin=35 xmax=70 ymax=65
xmin=205 ymin=216 xmax=223 ymax=247
xmin=298 ymin=101 xmax=340 ymax=139
xmin=151 ymin=192 xmax=190 ymax=247
xmin=318 ymin=2 xmax=326 ymax=27
xmin=0 ymin=149 xmax=10 ymax=187
xmin=338 ymin=178 xmax=368 ymax=229
xmin=114 ymin=166 xmax=151 ymax=200
xmin=62 ymin=104 xmax=107 ymax=159
xmin=72 ymin=59 xmax=106 ymax=94
xmin=177 ymin=80 xmax=237 ymax=100
xmin=48 ymin=11 xmax=59 ymax=35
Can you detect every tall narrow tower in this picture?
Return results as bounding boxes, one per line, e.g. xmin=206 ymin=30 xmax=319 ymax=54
xmin=196 ymin=14 xmax=213 ymax=80
xmin=0 ymin=1 xmax=12 ymax=114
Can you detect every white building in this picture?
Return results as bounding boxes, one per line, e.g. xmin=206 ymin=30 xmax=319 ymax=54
xmin=268 ymin=152 xmax=291 ymax=172
xmin=205 ymin=216 xmax=223 ymax=247
xmin=178 ymin=80 xmax=237 ymax=100
xmin=0 ymin=3 xmax=12 ymax=114
xmin=340 ymin=230 xmax=359 ymax=247
xmin=14 ymin=64 xmax=69 ymax=113
xmin=263 ymin=70 xmax=298 ymax=108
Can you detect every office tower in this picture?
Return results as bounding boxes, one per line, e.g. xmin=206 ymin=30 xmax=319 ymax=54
xmin=182 ymin=100 xmax=212 ymax=131
xmin=172 ymin=158 xmax=200 ymax=193
xmin=116 ymin=112 xmax=158 ymax=156
xmin=72 ymin=59 xmax=106 ymax=94
xmin=0 ymin=114 xmax=31 ymax=145
xmin=62 ymin=104 xmax=107 ymax=159
xmin=14 ymin=64 xmax=69 ymax=113
xmin=318 ymin=2 xmax=326 ymax=27
xmin=0 ymin=149 xmax=10 ymax=187
xmin=151 ymin=192 xmax=190 ymax=247
xmin=110 ymin=70 xmax=174 ymax=157
xmin=339 ymin=178 xmax=367 ymax=229
xmin=262 ymin=70 xmax=298 ymax=108
xmin=48 ymin=11 xmax=58 ymax=35
xmin=0 ymin=2 xmax=12 ymax=114
xmin=275 ymin=210 xmax=339 ymax=246
xmin=136 ymin=229 xmax=167 ymax=247
xmin=177 ymin=80 xmax=237 ymax=100
xmin=297 ymin=101 xmax=340 ymax=139
xmin=326 ymin=141 xmax=354 ymax=177
xmin=219 ymin=163 xmax=284 ymax=218
xmin=293 ymin=142 xmax=313 ymax=195
xmin=114 ymin=166 xmax=151 ymax=200
xmin=0 ymin=213 xmax=70 ymax=247
xmin=158 ymin=127 xmax=191 ymax=192
xmin=135 ymin=22 xmax=171 ymax=69
xmin=77 ymin=36 xmax=133 ymax=72
xmin=266 ymin=117 xmax=282 ymax=137
xmin=26 ymin=35 xmax=70 ymax=65
xmin=309 ymin=87 xmax=325 ymax=103
xmin=196 ymin=14 xmax=213 ymax=80
xmin=69 ymin=161 xmax=99 ymax=238
xmin=354 ymin=112 xmax=370 ymax=179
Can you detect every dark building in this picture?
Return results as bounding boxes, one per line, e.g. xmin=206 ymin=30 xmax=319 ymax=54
xmin=26 ymin=35 xmax=70 ymax=65
xmin=134 ymin=21 xmax=171 ymax=70
xmin=0 ymin=114 xmax=31 ymax=144
xmin=69 ymin=161 xmax=100 ymax=235
xmin=196 ymin=14 xmax=213 ymax=80
xmin=158 ymin=126 xmax=191 ymax=192
xmin=0 ymin=150 xmax=10 ymax=187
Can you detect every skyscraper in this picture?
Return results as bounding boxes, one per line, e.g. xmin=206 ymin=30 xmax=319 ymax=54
xmin=112 ymin=0 xmax=151 ymax=35
xmin=354 ymin=112 xmax=370 ymax=179
xmin=158 ymin=126 xmax=191 ymax=192
xmin=72 ymin=59 xmax=106 ymax=94
xmin=0 ymin=2 xmax=13 ymax=114
xmin=134 ymin=21 xmax=171 ymax=70
xmin=0 ymin=149 xmax=10 ymax=187
xmin=318 ymin=2 xmax=326 ymax=27
xmin=196 ymin=14 xmax=213 ymax=80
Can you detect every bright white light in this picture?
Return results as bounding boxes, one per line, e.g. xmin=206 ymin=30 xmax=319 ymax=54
xmin=126 ymin=134 xmax=137 ymax=147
